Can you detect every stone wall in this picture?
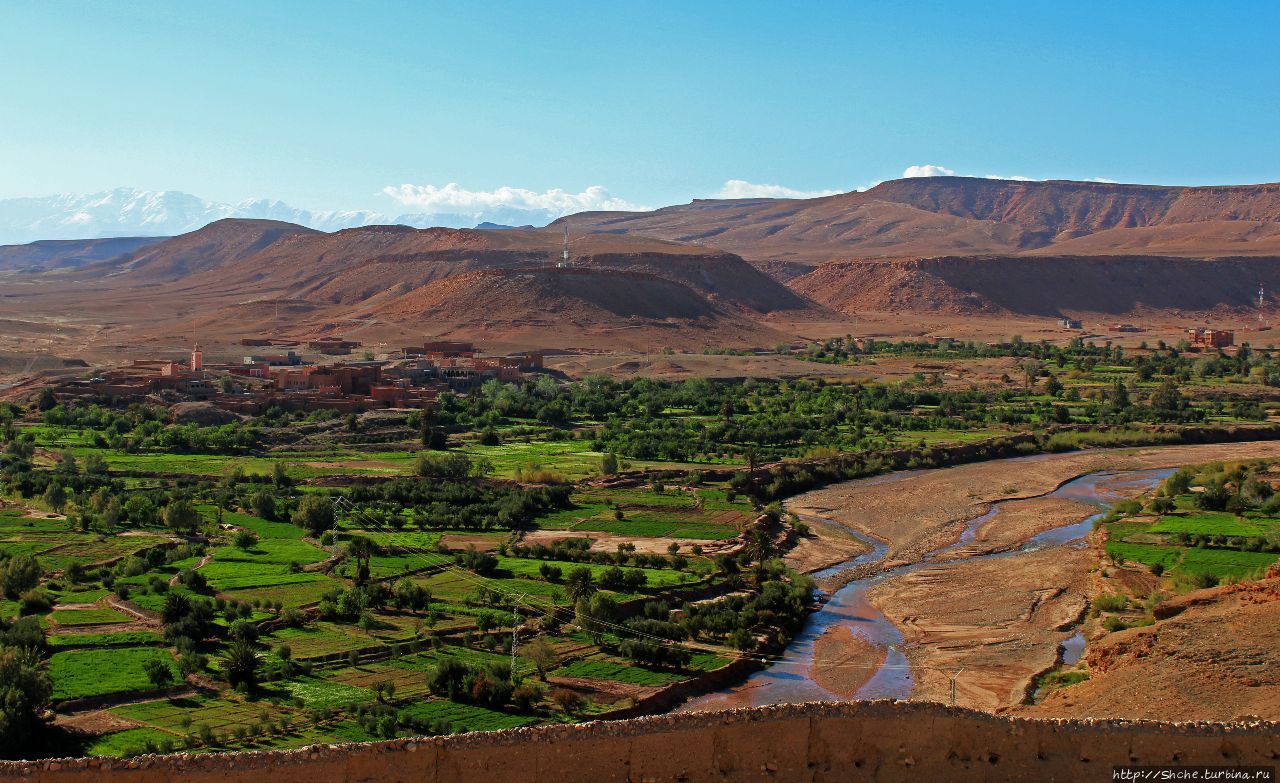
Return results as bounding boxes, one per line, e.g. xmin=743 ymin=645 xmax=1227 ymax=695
xmin=3 ymin=701 xmax=1276 ymax=783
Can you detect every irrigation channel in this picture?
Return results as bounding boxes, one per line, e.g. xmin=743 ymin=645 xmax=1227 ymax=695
xmin=679 ymin=463 xmax=1174 ymax=711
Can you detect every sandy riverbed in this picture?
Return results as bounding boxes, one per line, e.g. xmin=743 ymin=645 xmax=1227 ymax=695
xmin=787 ymin=440 xmax=1280 ymax=714
xmin=790 ymin=440 xmax=1280 ymax=568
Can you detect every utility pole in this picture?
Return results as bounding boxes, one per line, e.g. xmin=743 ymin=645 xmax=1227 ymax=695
xmin=950 ymin=668 xmax=964 ymax=706
xmin=510 ymin=598 xmax=523 ymax=673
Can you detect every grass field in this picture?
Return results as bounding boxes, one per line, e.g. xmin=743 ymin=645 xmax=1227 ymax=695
xmin=49 ymin=647 xmax=177 ymax=701
xmin=397 ymin=699 xmax=541 ymax=732
xmin=267 ymin=622 xmax=384 ymax=659
xmin=358 ymin=531 xmax=443 ymax=550
xmin=199 ymin=559 xmax=333 ymax=592
xmin=50 ymin=587 xmax=111 ymax=604
xmin=553 ymin=656 xmax=686 ymax=686
xmin=496 ymin=556 xmax=694 ymax=589
xmin=51 ymin=607 xmax=131 ymax=626
xmin=221 ymin=578 xmax=343 ymax=609
xmin=83 ymin=727 xmax=176 ymax=757
xmin=218 ymin=510 xmax=308 ymax=540
xmin=1149 ymin=511 xmax=1277 ymax=537
xmin=276 ymin=676 xmax=374 ymax=708
xmin=459 ymin=440 xmax=741 ymax=481
xmin=386 ymin=645 xmax=535 ymax=677
xmin=535 ymin=502 xmax=742 ymax=539
xmin=210 ymin=536 xmax=330 ymax=566
xmin=112 ymin=695 xmax=298 ymax=735
xmin=1106 ymin=488 xmax=1280 ymax=581
xmin=49 ymin=630 xmax=165 ymax=648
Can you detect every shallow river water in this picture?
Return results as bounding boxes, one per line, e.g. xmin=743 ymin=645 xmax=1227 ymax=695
xmin=678 ymin=461 xmax=1173 ymax=711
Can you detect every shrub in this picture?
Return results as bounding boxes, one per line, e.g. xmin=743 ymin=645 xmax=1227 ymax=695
xmin=222 ymin=640 xmax=261 ymax=690
xmin=550 ymin=688 xmax=585 ymax=715
xmin=1091 ymin=593 xmax=1128 ymax=615
xmin=18 ymin=589 xmax=52 ymax=615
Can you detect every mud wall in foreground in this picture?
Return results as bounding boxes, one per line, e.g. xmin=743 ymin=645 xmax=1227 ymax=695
xmin=2 ymin=701 xmax=1277 ymax=783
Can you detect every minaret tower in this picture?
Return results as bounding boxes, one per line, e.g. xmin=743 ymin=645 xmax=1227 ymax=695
xmin=561 ymin=224 xmax=571 ymax=267
xmin=191 ymin=343 xmax=203 ymax=372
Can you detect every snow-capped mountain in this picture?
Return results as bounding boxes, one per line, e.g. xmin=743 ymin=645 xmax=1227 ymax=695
xmin=0 ymin=189 xmax=386 ymax=244
xmin=0 ymin=189 xmax=568 ymax=245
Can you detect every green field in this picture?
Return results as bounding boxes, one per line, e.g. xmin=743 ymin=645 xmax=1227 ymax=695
xmin=276 ymin=676 xmax=374 ymax=708
xmin=1149 ymin=511 xmax=1276 ymax=537
xmin=460 ymin=440 xmax=740 ymax=481
xmin=220 ymin=578 xmax=344 ymax=609
xmin=267 ymin=622 xmax=386 ymax=659
xmin=84 ymin=727 xmax=177 ymax=757
xmin=49 ymin=647 xmax=178 ymax=701
xmin=51 ymin=607 xmax=131 ymax=627
xmin=553 ymin=656 xmax=685 ymax=686
xmin=397 ymin=699 xmax=541 ymax=732
xmin=7 ymin=370 xmax=958 ymax=756
xmin=535 ymin=503 xmax=742 ymax=539
xmin=49 ymin=630 xmax=165 ymax=648
xmin=112 ymin=695 xmax=298 ymax=735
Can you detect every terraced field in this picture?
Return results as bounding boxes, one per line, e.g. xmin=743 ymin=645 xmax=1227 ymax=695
xmin=49 ymin=647 xmax=178 ymax=701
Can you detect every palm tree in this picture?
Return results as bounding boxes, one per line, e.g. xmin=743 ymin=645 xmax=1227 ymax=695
xmin=1020 ymin=359 xmax=1041 ymax=395
xmin=564 ymin=567 xmax=597 ymax=604
xmin=346 ymin=536 xmax=373 ymax=585
xmin=744 ymin=528 xmax=776 ymax=582
xmin=223 ymin=640 xmax=261 ymax=690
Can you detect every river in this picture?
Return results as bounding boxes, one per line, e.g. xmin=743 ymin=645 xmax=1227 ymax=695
xmin=678 ymin=463 xmax=1174 ymax=711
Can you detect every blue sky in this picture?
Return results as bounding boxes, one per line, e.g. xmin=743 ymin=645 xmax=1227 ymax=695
xmin=2 ymin=1 xmax=1278 ymax=214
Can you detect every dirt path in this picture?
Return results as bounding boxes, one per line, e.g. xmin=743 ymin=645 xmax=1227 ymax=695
xmin=170 ymin=553 xmax=214 ymax=585
xmin=104 ymin=595 xmax=161 ymax=627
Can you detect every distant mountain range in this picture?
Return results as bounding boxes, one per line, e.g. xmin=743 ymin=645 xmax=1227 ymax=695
xmin=6 ymin=177 xmax=1280 ymax=341
xmin=0 ymin=188 xmax=565 ymax=245
xmin=556 ymin=177 xmax=1280 ymax=264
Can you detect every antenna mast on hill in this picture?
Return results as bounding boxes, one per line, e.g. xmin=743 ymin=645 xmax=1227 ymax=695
xmin=561 ymin=223 xmax=571 ymax=267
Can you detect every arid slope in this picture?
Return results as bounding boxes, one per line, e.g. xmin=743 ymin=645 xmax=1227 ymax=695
xmin=560 ymin=177 xmax=1280 ymax=264
xmin=791 ymin=255 xmax=1280 ymax=316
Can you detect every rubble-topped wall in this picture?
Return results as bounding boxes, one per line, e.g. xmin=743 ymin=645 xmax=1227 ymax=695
xmin=2 ymin=701 xmax=1277 ymax=783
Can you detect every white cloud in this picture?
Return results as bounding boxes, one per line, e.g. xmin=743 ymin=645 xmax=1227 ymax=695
xmin=380 ymin=183 xmax=645 ymax=222
xmin=716 ymin=179 xmax=843 ymax=199
xmin=904 ymin=166 xmax=1117 ymax=184
xmin=902 ymin=164 xmax=956 ymax=178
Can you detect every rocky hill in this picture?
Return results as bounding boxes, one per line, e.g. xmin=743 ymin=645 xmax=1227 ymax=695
xmin=49 ymin=219 xmax=815 ymax=349
xmin=559 ymin=177 xmax=1280 ymax=264
xmin=0 ymin=236 xmax=166 ymax=271
xmin=1018 ymin=566 xmax=1280 ymax=722
xmin=791 ymin=254 xmax=1280 ymax=317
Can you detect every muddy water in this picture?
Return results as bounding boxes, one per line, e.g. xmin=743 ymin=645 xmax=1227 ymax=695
xmin=678 ymin=464 xmax=1173 ymax=711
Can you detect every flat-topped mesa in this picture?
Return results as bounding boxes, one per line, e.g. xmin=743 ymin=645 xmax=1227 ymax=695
xmin=558 ymin=176 xmax=1280 ymax=264
xmin=792 ymin=254 xmax=1280 ymax=317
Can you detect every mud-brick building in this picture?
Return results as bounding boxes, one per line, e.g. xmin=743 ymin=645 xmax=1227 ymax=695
xmin=1187 ymin=327 xmax=1234 ymax=349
